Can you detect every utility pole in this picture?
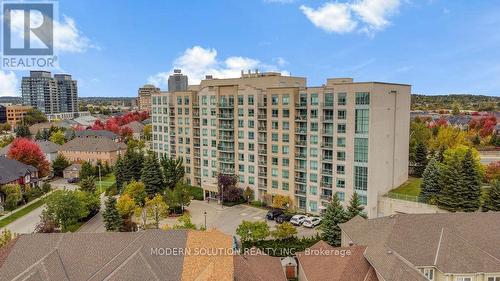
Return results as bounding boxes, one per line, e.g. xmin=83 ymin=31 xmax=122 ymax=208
xmin=98 ymin=165 xmax=102 ymax=191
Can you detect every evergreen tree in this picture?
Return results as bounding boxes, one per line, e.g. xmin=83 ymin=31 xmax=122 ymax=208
xmin=460 ymin=149 xmax=481 ymax=212
xmin=160 ymin=156 xmax=185 ymax=190
xmin=438 ymin=156 xmax=463 ymax=212
xmin=141 ymin=152 xmax=165 ymax=197
xmin=346 ymin=192 xmax=367 ymax=219
xmin=35 ymin=130 xmax=43 ymax=140
xmin=436 ymin=146 xmax=445 ymax=163
xmin=52 ymin=154 xmax=70 ymax=177
xmin=79 ymin=161 xmax=95 ymax=180
xmin=419 ymin=157 xmax=441 ymax=203
xmin=414 ymin=142 xmax=428 ymax=177
xmin=80 ymin=176 xmax=96 ymax=193
xmin=115 ymin=154 xmax=125 ymax=191
xmin=123 ymin=148 xmax=144 ymax=182
xmin=484 ymin=180 xmax=500 ymax=212
xmin=103 ymin=197 xmax=122 ymax=231
xmin=321 ymin=193 xmax=347 ymax=246
xmin=14 ymin=124 xmax=30 ymax=138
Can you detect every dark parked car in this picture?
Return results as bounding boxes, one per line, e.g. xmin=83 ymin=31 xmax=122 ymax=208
xmin=266 ymin=209 xmax=284 ymax=220
xmin=67 ymin=177 xmax=80 ymax=183
xmin=275 ymin=213 xmax=294 ymax=224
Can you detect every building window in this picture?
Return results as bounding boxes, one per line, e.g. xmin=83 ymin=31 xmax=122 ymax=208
xmin=455 ymin=278 xmax=472 ymax=281
xmin=354 ymin=138 xmax=368 ymax=163
xmin=309 ymin=201 xmax=317 ymax=212
xmin=355 ymin=109 xmax=369 ymax=134
xmin=355 ymin=92 xmax=370 ymax=105
xmin=487 ymin=277 xmax=500 ymax=281
xmin=272 ymin=180 xmax=278 ymax=189
xmin=336 ymin=179 xmax=345 ymax=188
xmin=337 ymin=137 xmax=345 ymax=147
xmin=272 ymin=95 xmax=279 ymax=105
xmin=310 ymin=94 xmax=319 ymax=106
xmin=354 ymin=166 xmax=368 ymax=191
xmin=337 ymin=109 xmax=346 ymax=120
xmin=282 ymin=182 xmax=289 ymax=190
xmin=337 ymin=124 xmax=346 ymax=134
xmin=421 ymin=268 xmax=434 ymax=281
xmin=338 ymin=93 xmax=346 ymax=105
xmin=337 ymin=151 xmax=345 ymax=161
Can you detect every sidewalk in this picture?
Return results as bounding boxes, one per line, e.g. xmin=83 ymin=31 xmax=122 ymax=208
xmin=0 ymin=190 xmax=53 ymax=221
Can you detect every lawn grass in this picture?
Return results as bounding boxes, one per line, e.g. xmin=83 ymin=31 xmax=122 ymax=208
xmin=96 ymin=174 xmax=116 ymax=194
xmin=0 ymin=198 xmax=46 ymax=228
xmin=391 ymin=177 xmax=422 ymax=197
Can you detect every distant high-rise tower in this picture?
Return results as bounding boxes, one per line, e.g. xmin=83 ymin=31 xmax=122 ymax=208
xmin=21 ymin=71 xmax=78 ymax=114
xmin=138 ymin=84 xmax=160 ymax=112
xmin=168 ymin=69 xmax=188 ymax=92
xmin=55 ymin=74 xmax=78 ymax=113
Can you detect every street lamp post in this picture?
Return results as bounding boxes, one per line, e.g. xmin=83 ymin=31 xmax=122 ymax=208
xmin=98 ymin=165 xmax=102 ymax=191
xmin=204 ymin=211 xmax=207 ymax=229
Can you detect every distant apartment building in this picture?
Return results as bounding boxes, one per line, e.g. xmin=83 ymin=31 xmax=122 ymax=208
xmin=21 ymin=71 xmax=78 ymax=115
xmin=151 ymin=71 xmax=410 ymax=218
xmin=5 ymin=105 xmax=32 ymax=128
xmin=138 ymin=84 xmax=160 ymax=112
xmin=0 ymin=105 xmax=6 ymax=124
xmin=168 ymin=69 xmax=188 ymax=92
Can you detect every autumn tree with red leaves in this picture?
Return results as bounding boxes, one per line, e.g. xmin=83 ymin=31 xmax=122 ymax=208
xmin=7 ymin=138 xmax=51 ymax=177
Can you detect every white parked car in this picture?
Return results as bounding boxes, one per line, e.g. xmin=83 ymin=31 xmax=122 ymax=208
xmin=290 ymin=215 xmax=307 ymax=226
xmin=302 ymin=217 xmax=322 ymax=228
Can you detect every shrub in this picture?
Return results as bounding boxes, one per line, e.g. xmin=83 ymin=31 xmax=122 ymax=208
xmin=188 ymin=185 xmax=204 ymax=201
xmin=105 ymin=183 xmax=118 ymax=196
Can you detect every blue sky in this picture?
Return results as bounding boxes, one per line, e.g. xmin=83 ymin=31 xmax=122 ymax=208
xmin=1 ymin=0 xmax=500 ymax=97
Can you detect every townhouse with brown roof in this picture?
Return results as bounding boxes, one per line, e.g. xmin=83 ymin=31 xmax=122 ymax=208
xmin=58 ymin=136 xmax=126 ymax=165
xmin=340 ymin=212 xmax=500 ymax=281
xmin=0 ymin=230 xmax=236 ymax=281
xmin=120 ymin=120 xmax=145 ymax=140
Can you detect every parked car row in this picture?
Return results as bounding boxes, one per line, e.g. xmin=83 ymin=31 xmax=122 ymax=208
xmin=266 ymin=209 xmax=322 ymax=228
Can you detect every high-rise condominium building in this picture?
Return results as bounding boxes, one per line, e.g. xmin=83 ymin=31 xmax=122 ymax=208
xmin=138 ymin=84 xmax=160 ymax=112
xmin=168 ymin=69 xmax=188 ymax=92
xmin=151 ymin=71 xmax=410 ymax=218
xmin=21 ymin=71 xmax=78 ymax=115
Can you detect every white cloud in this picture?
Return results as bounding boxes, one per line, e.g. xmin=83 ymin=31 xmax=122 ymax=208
xmin=350 ymin=0 xmax=400 ymax=31
xmin=300 ymin=0 xmax=401 ymax=34
xmin=300 ymin=3 xmax=357 ymax=33
xmin=8 ymin=11 xmax=96 ymax=53
xmin=148 ymin=46 xmax=289 ymax=86
xmin=0 ymin=71 xmax=18 ymax=97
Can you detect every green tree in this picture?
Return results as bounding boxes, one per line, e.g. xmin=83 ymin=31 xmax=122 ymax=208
xmin=452 ymin=104 xmax=460 ymax=115
xmin=22 ymin=109 xmax=47 ymax=125
xmin=409 ymin=120 xmax=432 ymax=163
xmin=1 ymin=184 xmax=22 ymax=211
xmin=79 ymin=161 xmax=95 ymax=180
xmin=172 ymin=213 xmax=197 ymax=230
xmin=80 ymin=176 xmax=97 ymax=193
xmin=437 ymin=155 xmax=463 ymax=212
xmin=116 ymin=194 xmax=137 ymax=218
xmin=236 ymin=220 xmax=270 ymax=243
xmin=123 ymin=181 xmax=147 ymax=206
xmin=164 ymin=181 xmax=192 ymax=213
xmin=52 ymin=154 xmax=70 ymax=177
xmin=45 ymin=190 xmax=87 ymax=231
xmin=49 ymin=130 xmax=66 ymax=145
xmin=346 ymin=192 xmax=367 ymax=220
xmin=143 ymin=124 xmax=152 ymax=141
xmin=461 ymin=149 xmax=481 ymax=212
xmin=115 ymin=154 xmax=125 ymax=191
xmin=321 ymin=193 xmax=347 ymax=246
xmin=271 ymin=222 xmax=297 ymax=240
xmin=414 ymin=142 xmax=428 ymax=177
xmin=141 ymin=152 xmax=165 ymax=197
xmin=483 ymin=180 xmax=500 ymax=212
xmin=103 ymin=197 xmax=123 ymax=232
xmin=144 ymin=194 xmax=169 ymax=229
xmin=160 ymin=156 xmax=185 ymax=190
xmin=419 ymin=157 xmax=441 ymax=203
xmin=123 ymin=148 xmax=144 ymax=182
xmin=14 ymin=124 xmax=30 ymax=138
xmin=243 ymin=186 xmax=254 ymax=204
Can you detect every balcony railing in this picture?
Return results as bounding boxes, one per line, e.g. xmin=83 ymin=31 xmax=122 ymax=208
xmin=322 ymin=116 xmax=334 ymax=122
xmin=295 ymin=152 xmax=307 ymax=159
xmin=295 ymin=177 xmax=306 ymax=183
xmin=322 ymin=156 xmax=333 ymax=162
xmin=258 ymin=126 xmax=267 ymax=132
xmin=219 ymin=124 xmax=234 ymax=130
xmin=220 ymin=157 xmax=235 ymax=163
xmin=258 ymin=114 xmax=267 ymax=120
xmin=295 ymin=102 xmax=307 ymax=108
xmin=295 ymin=116 xmax=307 ymax=121
xmin=322 ymin=169 xmax=333 ymax=175
xmin=258 ymin=149 xmax=267 ymax=155
xmin=320 ymin=194 xmax=332 ymax=201
xmin=258 ymin=138 xmax=267 ymax=143
xmin=295 ymin=128 xmax=307 ymax=134
xmin=218 ymin=135 xmax=233 ymax=141
xmin=321 ymin=182 xmax=333 ymax=189
xmin=218 ymin=113 xmax=234 ymax=119
xmin=295 ymin=140 xmax=307 ymax=146
xmin=295 ymin=189 xmax=307 ymax=196
xmin=321 ymin=102 xmax=334 ymax=108
xmin=218 ymin=103 xmax=234 ymax=108
xmin=218 ymin=145 xmax=234 ymax=152
xmin=321 ymin=142 xmax=333 ymax=149
xmin=258 ymin=160 xmax=267 ymax=166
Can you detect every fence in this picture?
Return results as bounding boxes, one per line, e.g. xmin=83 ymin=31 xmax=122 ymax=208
xmin=385 ymin=192 xmax=428 ymax=204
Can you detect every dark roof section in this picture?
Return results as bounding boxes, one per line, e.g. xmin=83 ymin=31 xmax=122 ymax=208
xmin=59 ymin=137 xmax=126 ymax=153
xmin=120 ymin=121 xmax=145 ymax=133
xmin=0 ymin=230 xmax=187 ymax=281
xmin=0 ymin=156 xmax=38 ymax=184
xmin=234 ymin=250 xmax=287 ymax=281
xmin=340 ymin=212 xmax=500 ymax=279
xmin=296 ymin=241 xmax=379 ymax=281
xmin=75 ymin=130 xmax=119 ymax=140
xmin=0 ymin=141 xmax=59 ymax=156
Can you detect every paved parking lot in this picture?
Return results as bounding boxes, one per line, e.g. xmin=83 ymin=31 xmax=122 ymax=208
xmin=163 ymin=200 xmax=320 ymax=238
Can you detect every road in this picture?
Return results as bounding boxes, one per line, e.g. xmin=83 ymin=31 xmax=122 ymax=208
xmin=78 ymin=194 xmax=107 ymax=233
xmin=0 ymin=179 xmax=79 ymax=234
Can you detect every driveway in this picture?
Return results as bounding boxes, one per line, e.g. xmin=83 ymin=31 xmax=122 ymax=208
xmin=163 ymin=200 xmax=320 ymax=238
xmin=0 ymin=179 xmax=79 ymax=234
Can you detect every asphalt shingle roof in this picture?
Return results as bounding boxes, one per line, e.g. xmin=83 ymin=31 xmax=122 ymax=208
xmin=59 ymin=137 xmax=126 ymax=153
xmin=0 ymin=156 xmax=38 ymax=184
xmin=75 ymin=130 xmax=118 ymax=140
xmin=340 ymin=212 xmax=500 ymax=280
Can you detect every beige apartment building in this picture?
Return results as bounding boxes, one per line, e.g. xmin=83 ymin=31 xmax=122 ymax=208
xmin=151 ymin=71 xmax=410 ymax=218
xmin=6 ymin=105 xmax=32 ymax=128
xmin=138 ymin=84 xmax=160 ymax=112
